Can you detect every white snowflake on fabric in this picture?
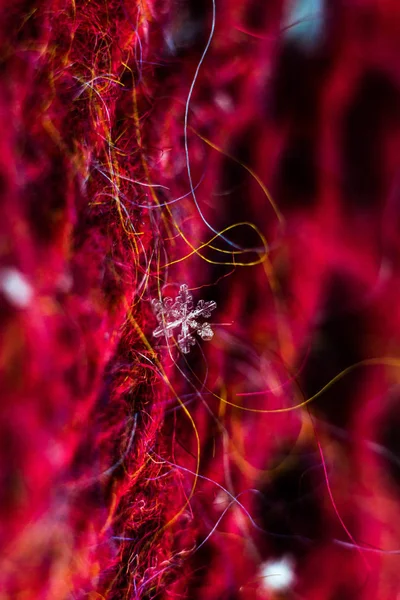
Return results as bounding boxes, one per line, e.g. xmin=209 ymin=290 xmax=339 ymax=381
xmin=152 ymin=284 xmax=217 ymax=354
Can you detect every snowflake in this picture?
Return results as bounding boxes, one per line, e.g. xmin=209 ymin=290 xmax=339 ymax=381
xmin=152 ymin=284 xmax=217 ymax=354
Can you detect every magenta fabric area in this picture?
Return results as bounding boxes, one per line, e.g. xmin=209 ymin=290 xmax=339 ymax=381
xmin=1 ymin=1 xmax=400 ymax=598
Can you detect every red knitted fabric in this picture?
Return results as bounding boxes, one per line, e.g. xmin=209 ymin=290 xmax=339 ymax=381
xmin=1 ymin=1 xmax=400 ymax=598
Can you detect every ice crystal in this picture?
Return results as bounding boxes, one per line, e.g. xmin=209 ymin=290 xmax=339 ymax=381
xmin=152 ymin=284 xmax=217 ymax=353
